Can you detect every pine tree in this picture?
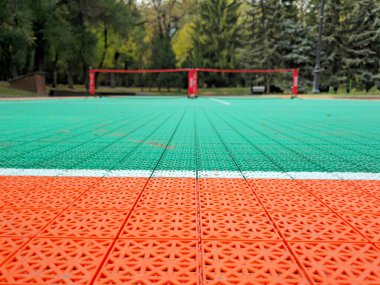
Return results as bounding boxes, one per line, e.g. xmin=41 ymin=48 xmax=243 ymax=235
xmin=149 ymin=35 xmax=181 ymax=90
xmin=276 ymin=1 xmax=315 ymax=88
xmin=242 ymin=0 xmax=283 ymax=91
xmin=319 ymin=0 xmax=346 ymax=91
xmin=344 ymin=0 xmax=380 ymax=92
xmin=191 ymin=0 xmax=241 ymax=70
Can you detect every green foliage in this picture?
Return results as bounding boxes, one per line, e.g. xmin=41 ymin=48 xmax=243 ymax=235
xmin=0 ymin=0 xmax=34 ymax=79
xmin=343 ymin=0 xmax=380 ymax=92
xmin=0 ymin=0 xmax=379 ymax=93
xmin=191 ymin=0 xmax=241 ymax=69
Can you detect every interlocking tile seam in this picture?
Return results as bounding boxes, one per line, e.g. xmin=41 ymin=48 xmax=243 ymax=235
xmin=193 ymin=108 xmax=205 ymax=285
xmin=290 ymin=179 xmax=379 ymax=244
xmin=260 ymin=117 xmax=380 ymax=169
xmin=0 ymin=115 xmax=115 ymax=157
xmin=202 ymin=108 xmax=314 ymax=284
xmin=0 ymin=178 xmax=102 ymax=267
xmin=37 ymin=111 xmax=169 ymax=173
xmin=61 ymin=111 xmax=169 ymax=172
xmin=0 ymin=113 xmax=135 ymax=161
xmin=344 ymin=180 xmax=380 ymax=201
xmin=0 ymin=237 xmax=113 ymax=285
xmin=288 ymin=241 xmax=380 ymax=285
xmin=89 ymin=108 xmax=191 ymax=284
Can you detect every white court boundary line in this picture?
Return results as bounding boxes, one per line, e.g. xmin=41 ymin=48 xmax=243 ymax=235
xmin=210 ymin=98 xmax=231 ymax=105
xmin=0 ymin=168 xmax=380 ymax=180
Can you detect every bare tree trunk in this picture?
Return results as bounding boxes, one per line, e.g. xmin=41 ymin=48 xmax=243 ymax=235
xmin=52 ymin=53 xmax=59 ymax=88
xmin=266 ymin=75 xmax=270 ymax=94
xmin=110 ymin=52 xmax=120 ymax=88
xmin=67 ymin=72 xmax=74 ymax=89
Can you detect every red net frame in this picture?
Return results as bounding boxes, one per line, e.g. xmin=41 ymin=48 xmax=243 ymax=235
xmin=89 ymin=68 xmax=299 ymax=97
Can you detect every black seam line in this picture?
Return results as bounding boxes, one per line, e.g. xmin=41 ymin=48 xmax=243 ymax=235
xmin=16 ymin=109 xmax=154 ymax=168
xmin=1 ymin=109 xmax=158 ymax=170
xmin=204 ymin=107 xmax=315 ymax=285
xmin=234 ymin=111 xmax=377 ymax=174
xmin=0 ymin=113 xmax=108 ymax=149
xmin=262 ymin=116 xmax=380 ymax=161
xmin=0 ymin=109 xmax=179 ymax=268
xmin=276 ymin=116 xmax=380 ymax=150
xmin=1 ymin=111 xmax=135 ymax=162
xmin=194 ymin=102 xmax=205 ymax=285
xmin=106 ymin=110 xmax=179 ymax=171
xmin=225 ymin=112 xmax=341 ymax=173
xmin=299 ymin=115 xmax=380 ymax=141
xmin=89 ymin=107 xmax=189 ymax=285
xmin=0 ymin=177 xmax=102 ymax=267
xmin=1 ymin=109 xmax=126 ymax=157
xmin=55 ymin=110 xmax=168 ymax=170
xmin=210 ymin=107 xmax=376 ymax=246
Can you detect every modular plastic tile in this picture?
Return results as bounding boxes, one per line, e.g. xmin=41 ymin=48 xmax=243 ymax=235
xmin=257 ymin=190 xmax=330 ymax=212
xmin=313 ymin=191 xmax=380 ymax=213
xmin=290 ymin=242 xmax=380 ymax=285
xmin=4 ymin=189 xmax=83 ymax=209
xmin=198 ymin=178 xmax=250 ymax=193
xmin=0 ymin=237 xmax=26 ymax=265
xmin=248 ymin=178 xmax=306 ymax=192
xmin=95 ymin=239 xmax=198 ymax=285
xmin=348 ymin=180 xmax=380 ymax=199
xmin=41 ymin=209 xmax=128 ymax=238
xmin=0 ymin=238 xmax=111 ymax=284
xmin=72 ymin=189 xmax=139 ymax=210
xmin=342 ymin=213 xmax=380 ymax=242
xmin=0 ymin=208 xmax=59 ymax=237
xmin=272 ymin=212 xmax=366 ymax=242
xmin=202 ymin=240 xmax=309 ymax=285
xmin=91 ymin=177 xmax=148 ymax=192
xmin=299 ymin=179 xmax=359 ymax=193
xmin=121 ymin=210 xmax=198 ymax=239
xmin=1 ymin=97 xmax=380 ymax=284
xmin=0 ymin=176 xmax=52 ymax=191
xmin=136 ymin=189 xmax=196 ymax=210
xmin=201 ymin=211 xmax=279 ymax=240
xmin=0 ymin=176 xmax=97 ymax=192
xmin=145 ymin=177 xmax=196 ymax=192
xmin=34 ymin=176 xmax=99 ymax=191
xmin=199 ymin=191 xmax=263 ymax=211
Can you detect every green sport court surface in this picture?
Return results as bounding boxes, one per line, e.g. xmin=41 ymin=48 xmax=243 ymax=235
xmin=0 ymin=97 xmax=379 ymax=284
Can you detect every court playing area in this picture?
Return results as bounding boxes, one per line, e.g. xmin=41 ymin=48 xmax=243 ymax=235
xmin=0 ymin=97 xmax=379 ymax=284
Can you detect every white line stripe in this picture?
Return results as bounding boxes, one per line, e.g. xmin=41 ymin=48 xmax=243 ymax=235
xmin=198 ymin=170 xmax=243 ymax=178
xmin=210 ymin=98 xmax=231 ymax=105
xmin=1 ymin=168 xmax=380 ymax=180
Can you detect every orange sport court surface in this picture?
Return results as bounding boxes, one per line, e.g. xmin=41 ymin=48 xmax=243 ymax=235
xmin=0 ymin=97 xmax=379 ymax=284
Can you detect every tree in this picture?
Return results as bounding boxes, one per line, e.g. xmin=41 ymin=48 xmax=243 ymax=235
xmin=242 ymin=0 xmax=283 ymax=91
xmin=344 ymin=0 xmax=380 ymax=92
xmin=0 ymin=0 xmax=34 ymax=79
xmin=192 ymin=0 xmax=241 ymax=69
xmin=191 ymin=0 xmax=241 ymax=86
xmin=318 ymin=0 xmax=347 ymax=91
xmin=276 ymin=1 xmax=315 ymax=88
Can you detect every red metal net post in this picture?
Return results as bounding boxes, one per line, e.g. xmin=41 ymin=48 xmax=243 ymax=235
xmin=89 ymin=70 xmax=96 ymax=95
xmin=292 ymin=69 xmax=299 ymax=97
xmin=188 ymin=69 xmax=198 ymax=98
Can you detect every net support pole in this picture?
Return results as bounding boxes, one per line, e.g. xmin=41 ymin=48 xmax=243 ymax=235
xmin=188 ymin=69 xmax=198 ymax=98
xmin=292 ymin=69 xmax=299 ymax=97
xmin=89 ymin=70 xmax=95 ymax=95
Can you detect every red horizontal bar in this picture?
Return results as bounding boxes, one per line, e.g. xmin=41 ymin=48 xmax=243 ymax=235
xmin=90 ymin=68 xmax=296 ymax=74
xmin=91 ymin=68 xmax=189 ymax=74
xmin=197 ymin=68 xmax=295 ymax=73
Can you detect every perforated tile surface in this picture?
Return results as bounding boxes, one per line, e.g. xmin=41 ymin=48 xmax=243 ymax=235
xmin=0 ymin=97 xmax=380 ymax=284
